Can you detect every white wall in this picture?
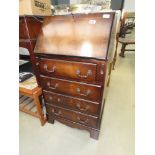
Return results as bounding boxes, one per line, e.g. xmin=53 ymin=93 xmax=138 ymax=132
xmin=70 ymin=0 xmax=110 ymax=4
xmin=70 ymin=0 xmax=80 ymax=3
xmin=124 ymin=0 xmax=135 ymax=11
xmin=70 ymin=0 xmax=135 ymax=12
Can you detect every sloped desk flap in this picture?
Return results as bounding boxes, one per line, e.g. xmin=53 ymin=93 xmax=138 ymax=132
xmin=34 ymin=12 xmax=115 ymax=59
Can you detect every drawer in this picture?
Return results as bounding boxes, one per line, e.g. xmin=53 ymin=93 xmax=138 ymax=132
xmin=40 ymin=76 xmax=102 ymax=102
xmin=37 ymin=58 xmax=97 ymax=83
xmin=46 ymin=104 xmax=98 ymax=128
xmin=43 ymin=90 xmax=100 ymax=115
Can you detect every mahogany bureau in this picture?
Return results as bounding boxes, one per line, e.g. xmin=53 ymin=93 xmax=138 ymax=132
xmin=33 ymin=12 xmax=115 ymax=140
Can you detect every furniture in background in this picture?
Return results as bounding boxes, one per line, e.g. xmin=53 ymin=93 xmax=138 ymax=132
xmin=112 ymin=12 xmax=134 ymax=68
xmin=120 ymin=12 xmax=135 ymax=31
xmin=112 ymin=11 xmax=135 ymax=69
xmin=19 ymin=16 xmax=46 ymax=125
xmin=119 ymin=31 xmax=135 ymax=57
xmin=19 ymin=76 xmax=46 ymax=126
xmin=117 ymin=12 xmax=135 ymax=58
xmin=19 ymin=16 xmax=43 ymax=76
xmin=32 ymin=12 xmax=115 ymax=139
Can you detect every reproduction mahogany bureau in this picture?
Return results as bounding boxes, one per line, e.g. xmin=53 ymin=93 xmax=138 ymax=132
xmin=33 ymin=12 xmax=115 ymax=139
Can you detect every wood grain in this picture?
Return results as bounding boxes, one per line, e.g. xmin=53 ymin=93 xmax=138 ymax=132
xmin=34 ymin=12 xmax=115 ymax=59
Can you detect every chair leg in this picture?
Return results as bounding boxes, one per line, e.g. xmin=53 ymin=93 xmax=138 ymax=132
xmin=119 ymin=43 xmax=127 ymax=57
xmin=33 ymin=93 xmax=46 ymax=126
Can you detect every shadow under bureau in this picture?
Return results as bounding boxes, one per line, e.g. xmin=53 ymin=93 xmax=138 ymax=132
xmin=33 ymin=12 xmax=115 ymax=140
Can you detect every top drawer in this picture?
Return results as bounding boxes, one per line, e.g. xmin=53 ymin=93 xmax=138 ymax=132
xmin=37 ymin=58 xmax=97 ymax=83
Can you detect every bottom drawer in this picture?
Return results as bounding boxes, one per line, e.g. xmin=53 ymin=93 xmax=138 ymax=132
xmin=46 ymin=104 xmax=98 ymax=128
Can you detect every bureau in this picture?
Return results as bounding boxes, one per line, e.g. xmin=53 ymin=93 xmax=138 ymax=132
xmin=33 ymin=12 xmax=115 ymax=139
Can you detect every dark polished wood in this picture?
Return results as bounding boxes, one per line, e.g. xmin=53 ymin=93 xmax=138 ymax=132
xmin=37 ymin=57 xmax=97 ymax=83
xmin=35 ymin=54 xmax=106 ymax=85
xmin=43 ymin=90 xmax=100 ymax=116
xmin=40 ymin=75 xmax=102 ymax=102
xmin=119 ymin=42 xmax=135 ymax=57
xmin=19 ymin=16 xmax=43 ymax=85
xmin=19 ymin=18 xmax=29 ymax=39
xmin=34 ymin=13 xmax=115 ymax=60
xmin=19 ymin=16 xmax=43 ymax=39
xmin=47 ymin=114 xmax=100 ymax=139
xmin=46 ymin=104 xmax=98 ymax=128
xmin=19 ymin=39 xmax=36 ymax=55
xmin=32 ymin=12 xmax=115 ymax=140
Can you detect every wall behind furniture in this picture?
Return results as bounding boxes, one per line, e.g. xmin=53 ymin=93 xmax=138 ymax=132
xmin=51 ymin=0 xmax=70 ymax=5
xmin=124 ymin=0 xmax=135 ymax=11
xmin=70 ymin=0 xmax=111 ymax=4
xmin=111 ymin=0 xmax=124 ymax=10
xmin=50 ymin=0 xmax=135 ymax=12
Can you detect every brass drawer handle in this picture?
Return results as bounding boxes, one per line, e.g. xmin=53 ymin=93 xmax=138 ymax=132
xmin=77 ymin=116 xmax=88 ymax=124
xmin=44 ymin=64 xmax=56 ymax=73
xmin=47 ymin=82 xmax=58 ymax=90
xmin=76 ymin=103 xmax=89 ymax=111
xmin=52 ymin=109 xmax=62 ymax=116
xmin=49 ymin=96 xmax=53 ymax=100
xmin=76 ymin=88 xmax=91 ymax=96
xmin=36 ymin=62 xmax=39 ymax=66
xmin=100 ymin=64 xmax=104 ymax=75
xmin=76 ymin=69 xmax=92 ymax=78
xmin=57 ymin=98 xmax=61 ymax=103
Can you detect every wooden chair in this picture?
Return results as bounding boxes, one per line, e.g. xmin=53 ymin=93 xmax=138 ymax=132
xmin=119 ymin=36 xmax=135 ymax=57
xmin=113 ymin=11 xmax=135 ymax=69
xmin=118 ymin=12 xmax=135 ymax=57
xmin=19 ymin=76 xmax=46 ymax=126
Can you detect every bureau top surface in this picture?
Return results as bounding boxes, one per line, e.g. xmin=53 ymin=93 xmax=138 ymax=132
xmin=34 ymin=12 xmax=115 ymax=59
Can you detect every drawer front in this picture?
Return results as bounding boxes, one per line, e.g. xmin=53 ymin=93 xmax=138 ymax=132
xmin=46 ymin=104 xmax=98 ymax=128
xmin=38 ymin=58 xmax=97 ymax=83
xmin=43 ymin=90 xmax=100 ymax=115
xmin=40 ymin=76 xmax=102 ymax=102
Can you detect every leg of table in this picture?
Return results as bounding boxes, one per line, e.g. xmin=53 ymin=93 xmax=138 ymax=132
xmin=107 ymin=62 xmax=113 ymax=87
xmin=33 ymin=93 xmax=46 ymax=126
xmin=119 ymin=43 xmax=127 ymax=57
xmin=39 ymin=95 xmax=43 ymax=108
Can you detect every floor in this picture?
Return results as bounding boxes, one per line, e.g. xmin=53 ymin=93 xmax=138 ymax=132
xmin=19 ymin=43 xmax=135 ymax=155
